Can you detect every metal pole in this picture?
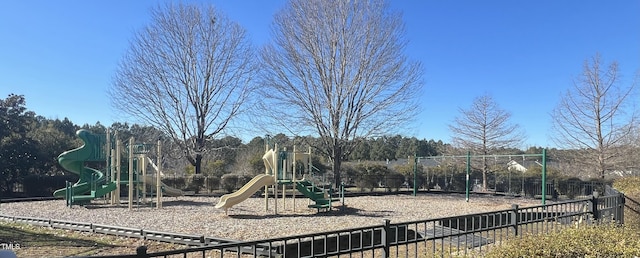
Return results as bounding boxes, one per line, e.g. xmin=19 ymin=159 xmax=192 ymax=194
xmin=413 ymin=154 xmax=417 ymax=196
xmin=157 ymin=139 xmax=162 ymax=209
xmin=521 ymin=155 xmax=525 ymax=196
xmin=274 ymin=143 xmax=278 ymax=215
xmin=542 ymin=148 xmax=547 ymax=207
xmin=382 ymin=219 xmax=391 ymax=257
xmin=264 ymin=137 xmax=269 ymax=212
xmin=128 ymin=137 xmax=134 ymax=210
xmin=466 ymin=151 xmax=470 ymax=202
xmin=293 ymin=146 xmax=297 ymax=212
xmin=106 ymin=129 xmax=111 ymax=202
xmin=141 ymin=154 xmax=146 ymax=203
xmin=110 ymin=134 xmax=117 ymax=205
xmin=115 ymin=133 xmax=121 ymax=204
xmin=66 ymin=181 xmax=70 ymax=207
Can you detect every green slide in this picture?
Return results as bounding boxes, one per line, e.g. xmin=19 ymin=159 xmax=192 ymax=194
xmin=53 ymin=130 xmax=117 ymax=202
xmin=295 ymin=180 xmax=335 ymax=210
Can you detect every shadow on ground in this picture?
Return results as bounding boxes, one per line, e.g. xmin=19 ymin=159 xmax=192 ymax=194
xmin=228 ymin=205 xmax=392 ymax=219
xmin=83 ymin=199 xmax=213 ymax=209
xmin=0 ymin=222 xmax=119 ymax=257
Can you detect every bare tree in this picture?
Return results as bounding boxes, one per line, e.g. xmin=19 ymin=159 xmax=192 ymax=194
xmin=449 ymin=94 xmax=525 ymax=190
xmin=258 ymin=0 xmax=423 ymax=186
xmin=551 ymin=54 xmax=636 ymax=178
xmin=109 ymin=3 xmax=255 ymax=174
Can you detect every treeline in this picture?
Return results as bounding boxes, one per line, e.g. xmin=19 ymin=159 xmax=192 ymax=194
xmin=3 ymin=94 xmax=636 ymax=197
xmin=0 ymin=94 xmax=450 ymax=196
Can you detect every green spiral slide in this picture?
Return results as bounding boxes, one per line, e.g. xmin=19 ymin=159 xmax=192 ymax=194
xmin=53 ymin=130 xmax=117 ymax=202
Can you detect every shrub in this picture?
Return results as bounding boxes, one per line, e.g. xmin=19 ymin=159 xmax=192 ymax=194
xmin=394 ymin=163 xmax=426 ymax=189
xmin=205 ymin=176 xmax=220 ymax=192
xmin=353 ymin=163 xmax=387 ymax=192
xmin=556 ymin=177 xmax=582 ymax=199
xmin=383 ymin=172 xmax=405 ymax=192
xmin=341 ymin=164 xmax=358 ymax=185
xmin=186 ymin=175 xmax=205 ymax=194
xmin=220 ymin=174 xmax=239 ymax=193
xmin=613 ymin=176 xmax=640 ymax=230
xmin=204 ymin=160 xmax=227 ymax=178
xmin=23 ymin=174 xmax=78 ymax=197
xmin=163 ymin=176 xmax=186 ymax=190
xmin=483 ymin=224 xmax=640 ymax=257
xmin=236 ymin=174 xmax=252 ymax=188
xmin=612 ymin=176 xmax=640 ymax=196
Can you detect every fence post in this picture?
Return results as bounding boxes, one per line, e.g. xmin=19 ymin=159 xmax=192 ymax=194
xmin=591 ymin=194 xmax=599 ymax=222
xmin=511 ymin=204 xmax=519 ymax=236
xmin=136 ymin=245 xmax=148 ymax=257
xmin=618 ymin=194 xmax=625 ymax=224
xmin=382 ymin=219 xmax=390 ymax=258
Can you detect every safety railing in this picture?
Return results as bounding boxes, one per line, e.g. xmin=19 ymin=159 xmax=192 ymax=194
xmin=86 ymin=194 xmax=624 ymax=258
xmin=0 ymin=215 xmax=234 ymax=248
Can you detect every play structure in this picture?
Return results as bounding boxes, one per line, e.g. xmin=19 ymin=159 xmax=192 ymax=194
xmin=215 ymin=141 xmax=341 ymax=214
xmin=53 ymin=129 xmax=182 ymax=209
xmin=412 ymin=150 xmax=548 ymax=204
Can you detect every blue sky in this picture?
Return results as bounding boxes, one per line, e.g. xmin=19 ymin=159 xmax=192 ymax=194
xmin=1 ymin=1 xmax=638 ymax=148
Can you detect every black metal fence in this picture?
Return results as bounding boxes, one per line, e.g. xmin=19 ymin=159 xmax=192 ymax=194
xmin=0 ymin=188 xmax=626 ymax=257
xmin=5 ymin=172 xmax=608 ymax=200
xmin=82 ymin=193 xmax=624 ymax=258
xmin=420 ymin=174 xmax=607 ymax=199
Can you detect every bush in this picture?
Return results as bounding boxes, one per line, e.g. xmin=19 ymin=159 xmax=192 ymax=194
xmin=221 ymin=174 xmax=239 ymax=193
xmin=383 ymin=172 xmax=404 ymax=192
xmin=237 ymin=174 xmax=252 ymax=188
xmin=205 ymin=176 xmax=220 ymax=192
xmin=341 ymin=164 xmax=358 ymax=185
xmin=556 ymin=177 xmax=582 ymax=199
xmin=613 ymin=176 xmax=640 ymax=230
xmin=394 ymin=163 xmax=426 ymax=189
xmin=483 ymin=224 xmax=640 ymax=257
xmin=353 ymin=163 xmax=387 ymax=192
xmin=186 ymin=175 xmax=205 ymax=194
xmin=23 ymin=174 xmax=77 ymax=197
xmin=163 ymin=176 xmax=186 ymax=190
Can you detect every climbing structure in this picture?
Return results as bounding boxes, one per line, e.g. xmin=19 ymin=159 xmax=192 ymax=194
xmin=53 ymin=129 xmax=182 ymax=208
xmin=215 ymin=140 xmax=341 ymax=214
xmin=268 ymin=144 xmax=339 ymax=212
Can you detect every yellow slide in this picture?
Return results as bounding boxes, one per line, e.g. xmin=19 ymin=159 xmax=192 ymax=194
xmin=215 ymin=174 xmax=275 ymax=213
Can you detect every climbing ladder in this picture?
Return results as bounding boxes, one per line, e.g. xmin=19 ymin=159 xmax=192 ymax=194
xmin=294 ymin=180 xmax=339 ymax=212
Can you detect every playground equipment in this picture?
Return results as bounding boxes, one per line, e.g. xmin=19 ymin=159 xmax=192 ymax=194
xmin=53 ymin=130 xmax=117 ymax=203
xmin=53 ymin=129 xmax=182 ymax=209
xmin=214 ymin=174 xmax=275 ymax=212
xmin=412 ymin=150 xmax=548 ymax=204
xmin=215 ymin=141 xmax=341 ymax=215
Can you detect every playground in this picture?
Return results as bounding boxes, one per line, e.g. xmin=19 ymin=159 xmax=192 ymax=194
xmin=52 ymin=129 xmax=347 ymax=214
xmin=0 ymin=194 xmax=542 ymax=242
xmin=0 ymin=129 xmax=551 ymax=256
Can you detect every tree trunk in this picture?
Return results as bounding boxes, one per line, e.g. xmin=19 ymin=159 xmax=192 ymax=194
xmin=598 ymin=151 xmax=606 ymax=179
xmin=482 ymin=157 xmax=488 ymax=190
xmin=333 ymin=145 xmax=342 ymax=188
xmin=195 ymin=154 xmax=202 ymax=175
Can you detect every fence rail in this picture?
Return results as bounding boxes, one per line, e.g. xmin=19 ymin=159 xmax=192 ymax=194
xmin=0 ymin=215 xmax=232 ymax=248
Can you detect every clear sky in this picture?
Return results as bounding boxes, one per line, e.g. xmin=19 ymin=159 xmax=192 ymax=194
xmin=1 ymin=1 xmax=638 ymax=148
